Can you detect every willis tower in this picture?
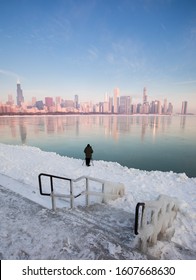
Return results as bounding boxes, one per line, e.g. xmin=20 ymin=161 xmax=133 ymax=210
xmin=16 ymin=80 xmax=24 ymax=106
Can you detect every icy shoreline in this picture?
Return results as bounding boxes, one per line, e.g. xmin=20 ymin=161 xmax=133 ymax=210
xmin=0 ymin=143 xmax=196 ymax=259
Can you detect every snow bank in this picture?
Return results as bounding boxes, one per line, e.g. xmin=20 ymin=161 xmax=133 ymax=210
xmin=0 ymin=143 xmax=196 ymax=259
xmin=134 ymin=195 xmax=179 ymax=253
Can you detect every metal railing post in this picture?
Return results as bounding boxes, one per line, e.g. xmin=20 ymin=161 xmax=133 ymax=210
xmin=70 ymin=180 xmax=74 ymax=209
xmin=134 ymin=202 xmax=145 ymax=235
xmin=102 ymin=183 xmax=105 ymax=203
xmin=50 ymin=176 xmax=54 ymax=193
xmin=51 ymin=191 xmax=56 ymax=211
xmin=38 ymin=174 xmax=42 ymax=195
xmin=86 ymin=178 xmax=89 ymax=206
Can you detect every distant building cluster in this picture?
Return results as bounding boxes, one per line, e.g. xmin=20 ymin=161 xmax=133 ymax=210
xmin=0 ymin=82 xmax=188 ymax=115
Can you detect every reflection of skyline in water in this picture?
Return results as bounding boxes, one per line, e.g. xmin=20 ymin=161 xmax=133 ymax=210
xmin=0 ymin=115 xmax=196 ymax=177
xmin=0 ymin=115 xmax=193 ymax=143
xmin=19 ymin=118 xmax=27 ymax=144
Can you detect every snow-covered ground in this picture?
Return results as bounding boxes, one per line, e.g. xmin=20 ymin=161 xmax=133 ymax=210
xmin=0 ymin=143 xmax=196 ymax=260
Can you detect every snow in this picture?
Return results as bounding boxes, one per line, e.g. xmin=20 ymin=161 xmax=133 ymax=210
xmin=0 ymin=143 xmax=196 ymax=260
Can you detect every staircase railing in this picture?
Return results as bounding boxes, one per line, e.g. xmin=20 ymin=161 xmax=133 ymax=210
xmin=134 ymin=195 xmax=179 ymax=252
xmin=134 ymin=202 xmax=145 ymax=235
xmin=38 ymin=173 xmax=123 ymax=210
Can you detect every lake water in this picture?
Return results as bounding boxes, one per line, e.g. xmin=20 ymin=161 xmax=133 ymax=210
xmin=0 ymin=115 xmax=196 ymax=177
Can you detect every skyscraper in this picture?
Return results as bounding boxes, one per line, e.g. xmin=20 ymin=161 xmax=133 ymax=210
xmin=163 ymin=98 xmax=167 ymax=114
xmin=45 ymin=97 xmax=53 ymax=108
xmin=16 ymin=81 xmax=24 ymax=107
xmin=143 ymin=87 xmax=147 ymax=104
xmin=142 ymin=87 xmax=149 ymax=113
xmin=109 ymin=97 xmax=113 ymax=113
xmin=74 ymin=95 xmax=79 ymax=109
xmin=168 ymin=102 xmax=173 ymax=115
xmin=119 ymin=96 xmax=131 ymax=114
xmin=181 ymin=101 xmax=188 ymax=114
xmin=113 ymin=88 xmax=119 ymax=113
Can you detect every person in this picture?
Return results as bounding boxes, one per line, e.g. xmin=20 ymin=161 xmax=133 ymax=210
xmin=84 ymin=144 xmax=93 ymax=166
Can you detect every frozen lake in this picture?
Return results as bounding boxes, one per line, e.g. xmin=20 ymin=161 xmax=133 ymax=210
xmin=0 ymin=114 xmax=196 ymax=177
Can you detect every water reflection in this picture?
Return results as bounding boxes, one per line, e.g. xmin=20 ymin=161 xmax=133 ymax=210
xmin=180 ymin=116 xmax=186 ymax=129
xmin=0 ymin=115 xmax=189 ymax=144
xmin=19 ymin=118 xmax=27 ymax=144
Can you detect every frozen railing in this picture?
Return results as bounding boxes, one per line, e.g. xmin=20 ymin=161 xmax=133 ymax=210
xmin=134 ymin=195 xmax=179 ymax=252
xmin=38 ymin=173 xmax=124 ymax=210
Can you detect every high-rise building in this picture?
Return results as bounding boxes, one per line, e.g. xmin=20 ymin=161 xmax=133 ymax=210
xmin=119 ymin=96 xmax=131 ymax=114
xmin=103 ymin=101 xmax=109 ymax=113
xmin=113 ymin=88 xmax=119 ymax=113
xmin=157 ymin=100 xmax=162 ymax=114
xmin=74 ymin=95 xmax=79 ymax=109
xmin=45 ymin=97 xmax=53 ymax=108
xmin=143 ymin=87 xmax=147 ymax=104
xmin=32 ymin=97 xmax=37 ymax=106
xmin=163 ymin=98 xmax=167 ymax=114
xmin=109 ymin=97 xmax=113 ymax=113
xmin=55 ymin=96 xmax=61 ymax=105
xmin=35 ymin=100 xmax=44 ymax=110
xmin=168 ymin=102 xmax=173 ymax=115
xmin=181 ymin=101 xmax=188 ymax=114
xmin=7 ymin=94 xmax=14 ymax=105
xmin=142 ymin=87 xmax=149 ymax=113
xmin=16 ymin=81 xmax=24 ymax=107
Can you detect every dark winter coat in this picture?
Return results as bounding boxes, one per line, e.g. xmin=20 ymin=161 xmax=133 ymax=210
xmin=84 ymin=145 xmax=93 ymax=159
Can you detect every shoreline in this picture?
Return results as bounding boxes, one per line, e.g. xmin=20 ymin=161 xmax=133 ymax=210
xmin=0 ymin=142 xmax=195 ymax=179
xmin=0 ymin=112 xmax=195 ymax=117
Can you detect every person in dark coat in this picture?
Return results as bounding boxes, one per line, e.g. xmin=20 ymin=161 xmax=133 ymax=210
xmin=84 ymin=144 xmax=93 ymax=166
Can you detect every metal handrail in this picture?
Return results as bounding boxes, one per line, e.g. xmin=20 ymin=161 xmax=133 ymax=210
xmin=38 ymin=173 xmax=108 ymax=210
xmin=134 ymin=195 xmax=179 ymax=252
xmin=38 ymin=173 xmax=72 ymax=196
xmin=134 ymin=202 xmax=145 ymax=235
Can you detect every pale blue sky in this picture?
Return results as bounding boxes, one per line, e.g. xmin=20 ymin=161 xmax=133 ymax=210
xmin=0 ymin=0 xmax=196 ymax=112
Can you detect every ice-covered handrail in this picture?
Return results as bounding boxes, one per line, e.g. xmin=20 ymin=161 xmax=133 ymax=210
xmin=134 ymin=195 xmax=179 ymax=253
xmin=134 ymin=202 xmax=145 ymax=235
xmin=38 ymin=173 xmax=124 ymax=210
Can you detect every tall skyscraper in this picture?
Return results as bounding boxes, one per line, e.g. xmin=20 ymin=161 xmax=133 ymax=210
xmin=16 ymin=81 xmax=24 ymax=107
xmin=142 ymin=87 xmax=149 ymax=113
xmin=113 ymin=88 xmax=119 ymax=113
xmin=163 ymin=98 xmax=167 ymax=114
xmin=181 ymin=101 xmax=188 ymax=114
xmin=157 ymin=100 xmax=162 ymax=114
xmin=143 ymin=87 xmax=147 ymax=104
xmin=74 ymin=95 xmax=79 ymax=109
xmin=109 ymin=97 xmax=113 ymax=113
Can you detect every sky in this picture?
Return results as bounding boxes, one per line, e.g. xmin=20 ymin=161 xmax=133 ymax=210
xmin=0 ymin=0 xmax=196 ymax=113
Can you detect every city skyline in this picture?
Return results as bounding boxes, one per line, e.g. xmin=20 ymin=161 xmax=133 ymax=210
xmin=0 ymin=0 xmax=196 ymax=113
xmin=0 ymin=81 xmax=189 ymax=115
